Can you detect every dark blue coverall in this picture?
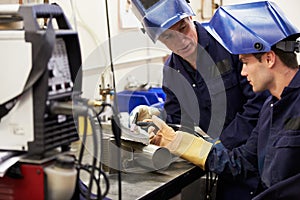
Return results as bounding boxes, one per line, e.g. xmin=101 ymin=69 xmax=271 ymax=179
xmin=207 ymin=70 xmax=300 ymax=200
xmin=162 ymin=21 xmax=270 ymax=199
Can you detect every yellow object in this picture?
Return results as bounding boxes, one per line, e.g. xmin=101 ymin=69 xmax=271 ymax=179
xmin=168 ymin=131 xmax=213 ymax=170
xmin=150 ymin=115 xmax=213 ymax=170
xmin=77 ymin=116 xmax=93 ymax=136
xmin=149 ymin=115 xmax=177 ymax=146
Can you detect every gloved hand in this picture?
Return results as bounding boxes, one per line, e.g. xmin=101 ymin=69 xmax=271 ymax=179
xmin=129 ymin=105 xmax=160 ymax=125
xmin=148 ymin=116 xmax=177 ymax=147
xmin=148 ymin=115 xmax=213 ymax=170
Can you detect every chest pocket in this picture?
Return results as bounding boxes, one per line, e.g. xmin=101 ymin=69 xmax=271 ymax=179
xmin=208 ymin=69 xmax=239 ymax=95
xmin=203 ymin=58 xmax=238 ymax=95
xmin=274 ymin=131 xmax=300 ymax=148
xmin=284 ymin=116 xmax=300 ymax=130
xmin=268 ymin=131 xmax=300 ymax=186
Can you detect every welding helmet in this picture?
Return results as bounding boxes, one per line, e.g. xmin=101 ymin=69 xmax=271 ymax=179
xmin=202 ymin=1 xmax=300 ymax=54
xmin=131 ymin=0 xmax=195 ymax=43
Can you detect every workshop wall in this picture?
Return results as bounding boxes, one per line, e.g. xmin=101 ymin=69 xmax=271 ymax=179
xmin=49 ymin=0 xmax=300 ymax=100
xmin=2 ymin=0 xmax=299 ymax=99
xmin=47 ymin=0 xmax=170 ymax=100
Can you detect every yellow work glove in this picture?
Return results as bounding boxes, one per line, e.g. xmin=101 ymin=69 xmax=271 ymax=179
xmin=149 ymin=116 xmax=213 ymax=170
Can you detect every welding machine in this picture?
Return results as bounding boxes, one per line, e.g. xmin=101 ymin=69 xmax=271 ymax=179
xmin=0 ymin=3 xmax=82 ymax=155
xmin=0 ymin=3 xmax=85 ymax=199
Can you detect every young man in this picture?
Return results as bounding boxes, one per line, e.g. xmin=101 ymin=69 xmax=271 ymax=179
xmin=130 ymin=0 xmax=269 ymax=199
xmin=148 ymin=1 xmax=300 ymax=199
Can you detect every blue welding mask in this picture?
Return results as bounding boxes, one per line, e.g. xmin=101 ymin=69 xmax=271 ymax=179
xmin=202 ymin=1 xmax=300 ymax=54
xmin=131 ymin=0 xmax=195 ymax=43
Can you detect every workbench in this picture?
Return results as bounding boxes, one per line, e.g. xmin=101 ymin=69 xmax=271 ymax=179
xmin=105 ymin=159 xmax=204 ymax=200
xmin=75 ymin=123 xmax=207 ymax=200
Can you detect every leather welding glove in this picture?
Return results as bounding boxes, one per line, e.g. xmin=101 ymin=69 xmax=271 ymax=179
xmin=149 ymin=115 xmax=213 ymax=170
xmin=129 ymin=105 xmax=160 ymax=124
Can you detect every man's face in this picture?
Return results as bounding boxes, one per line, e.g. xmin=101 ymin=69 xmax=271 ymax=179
xmin=158 ymin=17 xmax=198 ymax=59
xmin=239 ymin=53 xmax=273 ymax=92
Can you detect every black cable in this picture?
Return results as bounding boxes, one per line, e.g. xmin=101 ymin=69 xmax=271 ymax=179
xmin=104 ymin=0 xmax=122 ymax=197
xmin=97 ymin=104 xmax=106 ymax=116
xmin=86 ymin=165 xmax=110 ymax=198
xmin=49 ymin=100 xmax=110 ymax=199
xmin=93 ymin=107 xmax=105 ymax=200
xmin=85 ymin=107 xmax=100 ymax=200
xmin=77 ymin=114 xmax=88 ymax=199
xmin=74 ymin=104 xmax=91 ymax=200
xmin=76 ymin=104 xmax=110 ymax=200
xmin=99 ymin=102 xmax=122 ymax=200
xmin=77 ymin=165 xmax=110 ymax=199
xmin=73 ymin=100 xmax=121 ymax=200
xmin=111 ymin=115 xmax=122 ymax=200
xmin=77 ymin=165 xmax=101 ymax=199
xmin=77 ymin=113 xmax=87 ymax=166
xmin=70 ymin=101 xmax=98 ymax=199
xmin=95 ymin=110 xmax=109 ymax=199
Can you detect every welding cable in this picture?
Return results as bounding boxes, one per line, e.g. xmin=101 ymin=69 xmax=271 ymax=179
xmin=103 ymin=5 xmax=121 ymax=192
xmin=82 ymin=100 xmax=114 ymax=194
xmin=56 ymin=100 xmax=98 ymax=200
xmin=92 ymin=105 xmax=105 ymax=200
xmin=99 ymin=103 xmax=122 ymax=200
xmin=89 ymin=104 xmax=115 ymax=199
xmin=90 ymin=103 xmax=115 ymax=199
xmin=77 ymin=114 xmax=87 ymax=167
xmin=76 ymin=108 xmax=99 ymax=200
xmin=85 ymin=165 xmax=110 ymax=199
xmin=76 ymin=165 xmax=103 ymax=199
xmin=76 ymin=102 xmax=112 ymax=200
xmin=49 ymin=100 xmax=95 ymax=199
xmin=72 ymin=104 xmax=90 ymax=200
xmin=94 ymin=108 xmax=106 ymax=199
xmin=85 ymin=106 xmax=99 ymax=200
xmin=78 ymin=101 xmax=120 ymax=200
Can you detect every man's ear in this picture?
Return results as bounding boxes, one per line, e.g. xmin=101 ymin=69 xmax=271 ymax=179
xmin=266 ymin=51 xmax=276 ymax=67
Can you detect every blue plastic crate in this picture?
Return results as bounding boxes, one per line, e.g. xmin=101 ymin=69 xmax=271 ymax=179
xmin=116 ymin=88 xmax=165 ymax=113
xmin=148 ymin=87 xmax=166 ymax=101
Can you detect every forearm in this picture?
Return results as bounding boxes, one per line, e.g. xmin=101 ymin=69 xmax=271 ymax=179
xmin=206 ymin=140 xmax=258 ymax=177
xmin=167 ymin=131 xmax=213 ymax=170
xmin=169 ymin=132 xmax=258 ymax=176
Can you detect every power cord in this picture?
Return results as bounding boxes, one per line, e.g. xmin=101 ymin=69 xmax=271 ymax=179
xmin=50 ymin=99 xmax=113 ymax=199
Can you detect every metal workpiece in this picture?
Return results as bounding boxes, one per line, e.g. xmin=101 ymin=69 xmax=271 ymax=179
xmin=74 ymin=133 xmax=204 ymax=200
xmin=73 ymin=103 xmax=209 ymax=199
xmin=103 ymin=138 xmax=172 ymax=173
xmin=124 ymin=141 xmax=172 ymax=171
